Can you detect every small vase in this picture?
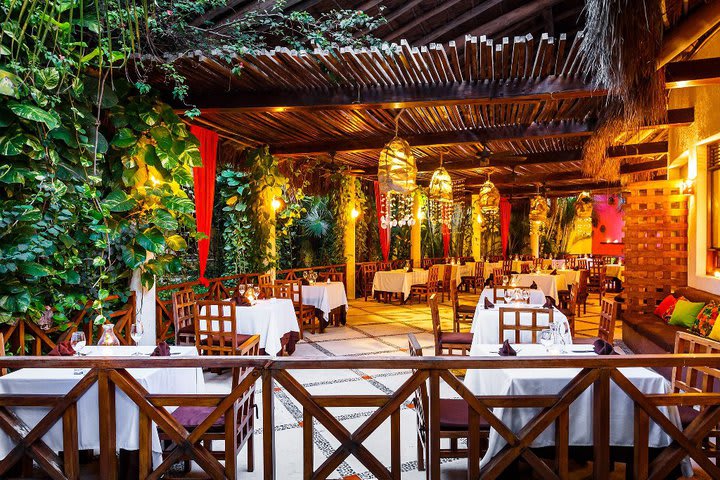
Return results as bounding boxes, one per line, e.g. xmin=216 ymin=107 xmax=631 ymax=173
xmin=97 ymin=324 xmax=120 ymax=346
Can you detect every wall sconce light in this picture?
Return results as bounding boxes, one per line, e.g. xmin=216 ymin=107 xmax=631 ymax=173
xmin=714 ymin=271 xmax=720 ymax=279
xmin=271 ymin=197 xmax=282 ymax=211
xmin=680 ymin=179 xmax=695 ymax=195
xmin=476 ymin=214 xmax=483 ymax=224
xmin=351 ymin=208 xmax=360 ymax=220
xmin=417 ymin=210 xmax=426 ymax=221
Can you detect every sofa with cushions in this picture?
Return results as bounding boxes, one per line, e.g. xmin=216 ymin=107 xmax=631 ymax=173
xmin=622 ymin=287 xmax=720 ymax=378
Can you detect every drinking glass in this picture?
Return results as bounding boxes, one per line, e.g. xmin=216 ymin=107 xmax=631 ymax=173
xmin=238 ymin=284 xmax=246 ymax=297
xmin=502 ymin=275 xmax=509 ymax=286
xmin=522 ymin=290 xmax=530 ymax=303
xmin=130 ymin=322 xmax=144 ymax=355
xmin=503 ymin=289 xmax=513 ymax=304
xmin=70 ymin=331 xmax=86 ymax=375
xmin=539 ymin=329 xmax=553 ymax=352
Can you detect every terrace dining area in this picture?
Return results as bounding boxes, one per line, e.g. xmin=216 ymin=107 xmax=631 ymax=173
xmin=5 ymin=0 xmax=720 ymax=479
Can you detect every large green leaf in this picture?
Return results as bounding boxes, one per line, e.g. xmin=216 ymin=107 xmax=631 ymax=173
xmin=161 ymin=196 xmax=194 ymax=213
xmin=136 ymin=227 xmax=165 ymax=253
xmin=166 ymin=234 xmax=187 ymax=251
xmin=111 ymin=128 xmax=137 ymax=148
xmin=35 ymin=68 xmax=60 ymax=91
xmin=19 ymin=262 xmax=51 ymax=277
xmin=0 ymin=133 xmax=25 ymax=155
xmin=150 ymin=126 xmax=173 ymax=150
xmin=8 ymin=102 xmax=60 ymax=129
xmin=103 ymin=190 xmax=137 ymax=212
xmin=150 ymin=209 xmax=178 ymax=230
xmin=121 ymin=244 xmax=146 ymax=268
xmin=0 ymin=165 xmax=29 ymax=184
xmin=0 ymin=70 xmax=19 ymax=98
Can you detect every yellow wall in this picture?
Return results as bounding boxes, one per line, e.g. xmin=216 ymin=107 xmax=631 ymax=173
xmin=667 ymin=31 xmax=720 ymax=292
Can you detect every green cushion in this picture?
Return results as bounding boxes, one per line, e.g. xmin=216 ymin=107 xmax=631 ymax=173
xmin=668 ymin=300 xmax=706 ymax=328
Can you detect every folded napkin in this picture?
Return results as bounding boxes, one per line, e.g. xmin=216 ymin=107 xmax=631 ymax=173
xmin=151 ymin=341 xmax=171 ymax=357
xmin=550 ymin=269 xmax=558 ymax=275
xmin=235 ymin=294 xmax=252 ymax=306
xmin=572 ymin=266 xmax=580 ymax=271
xmin=529 ymin=281 xmax=537 ymax=289
xmin=542 ymin=296 xmax=556 ymax=309
xmin=300 ymin=278 xmax=310 ymax=285
xmin=484 ymin=297 xmax=494 ymax=309
xmin=593 ymin=339 xmax=616 ymax=356
xmin=498 ymin=340 xmax=517 ymax=356
xmin=49 ymin=341 xmax=75 ymax=356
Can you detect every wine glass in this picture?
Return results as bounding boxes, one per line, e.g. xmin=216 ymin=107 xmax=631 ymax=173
xmin=503 ymin=289 xmax=513 ymax=304
xmin=238 ymin=284 xmax=246 ymax=297
xmin=502 ymin=275 xmax=509 ymax=287
xmin=522 ymin=290 xmax=530 ymax=304
xmin=539 ymin=329 xmax=553 ymax=352
xmin=70 ymin=331 xmax=86 ymax=375
xmin=130 ymin=322 xmax=144 ymax=355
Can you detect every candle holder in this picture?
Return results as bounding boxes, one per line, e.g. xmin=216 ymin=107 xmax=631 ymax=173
xmin=97 ymin=324 xmax=120 ymax=346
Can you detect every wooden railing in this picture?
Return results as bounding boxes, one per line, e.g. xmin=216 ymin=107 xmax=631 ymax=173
xmin=0 ymin=294 xmax=135 ymax=355
xmin=1 ymin=354 xmax=719 ymax=479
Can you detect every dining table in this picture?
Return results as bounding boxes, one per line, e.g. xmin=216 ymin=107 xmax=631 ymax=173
xmin=517 ymin=273 xmax=567 ymax=301
xmin=541 ymin=268 xmax=581 ymax=287
xmin=301 ymin=281 xmax=349 ymax=327
xmin=463 ymin=343 xmax=692 ymax=475
xmin=470 ymin=304 xmax=568 ymax=344
xmin=0 ymin=345 xmax=204 ymax=469
xmin=478 ymin=287 xmax=547 ymax=306
xmin=199 ymin=298 xmax=300 ymax=355
xmin=605 ymin=265 xmax=625 ymax=282
xmin=372 ymin=269 xmax=428 ymax=300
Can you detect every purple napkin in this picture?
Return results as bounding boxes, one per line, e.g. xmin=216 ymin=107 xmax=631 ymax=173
xmin=593 ymin=339 xmax=616 ymax=356
xmin=498 ymin=340 xmax=517 ymax=356
xmin=550 ymin=269 xmax=558 ymax=275
xmin=49 ymin=341 xmax=75 ymax=356
xmin=529 ymin=281 xmax=537 ymax=289
xmin=151 ymin=341 xmax=171 ymax=357
xmin=484 ymin=297 xmax=494 ymax=309
xmin=542 ymin=296 xmax=556 ymax=309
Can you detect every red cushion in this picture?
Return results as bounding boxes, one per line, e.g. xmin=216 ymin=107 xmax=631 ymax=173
xmin=440 ymin=332 xmax=473 ymax=344
xmin=654 ymin=295 xmax=677 ymax=319
xmin=172 ymin=406 xmax=224 ymax=429
xmin=439 ymin=399 xmax=490 ymax=430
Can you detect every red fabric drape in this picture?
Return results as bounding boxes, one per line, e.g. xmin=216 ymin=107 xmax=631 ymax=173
xmin=500 ymin=197 xmax=512 ymax=259
xmin=190 ymin=125 xmax=218 ymax=287
xmin=374 ymin=182 xmax=390 ymax=262
xmin=442 ymin=224 xmax=450 ymax=257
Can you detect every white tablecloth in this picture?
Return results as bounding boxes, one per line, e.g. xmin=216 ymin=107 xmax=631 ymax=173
xmin=0 ymin=346 xmax=203 ymax=468
xmin=464 ymin=344 xmax=690 ymax=474
xmin=551 ymin=259 xmax=567 ymax=270
xmin=606 ymin=265 xmax=625 ymax=282
xmin=470 ymin=305 xmax=567 ymax=344
xmin=200 ymin=299 xmax=299 ymax=356
xmin=517 ymin=273 xmax=566 ymax=301
xmin=301 ymin=282 xmax=348 ymax=322
xmin=372 ymin=270 xmax=428 ymax=300
xmin=483 ymin=262 xmax=502 ymax=279
xmin=436 ymin=263 xmax=475 ymax=284
xmin=542 ymin=269 xmax=581 ymax=286
xmin=478 ymin=288 xmax=547 ymax=306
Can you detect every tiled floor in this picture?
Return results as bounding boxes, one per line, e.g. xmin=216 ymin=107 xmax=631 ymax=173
xmin=198 ymin=290 xmax=685 ymax=480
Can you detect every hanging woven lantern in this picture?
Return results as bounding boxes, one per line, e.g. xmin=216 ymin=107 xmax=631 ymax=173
xmin=529 ymin=194 xmax=549 ymax=235
xmin=477 ymin=177 xmax=500 ymax=214
xmin=377 ymin=136 xmax=417 ymax=195
xmin=575 ymin=191 xmax=593 ymax=238
xmin=428 ymin=166 xmax=453 ymax=203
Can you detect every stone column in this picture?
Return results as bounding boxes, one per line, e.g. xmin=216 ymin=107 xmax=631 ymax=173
xmin=130 ymin=268 xmax=156 ymax=346
xmin=472 ymin=194 xmax=482 ymax=261
xmin=530 ymin=228 xmax=540 ymax=258
xmin=411 ymin=190 xmax=422 ymax=266
xmin=344 ymin=177 xmax=357 ymax=300
xmin=261 ymin=189 xmax=277 ymax=280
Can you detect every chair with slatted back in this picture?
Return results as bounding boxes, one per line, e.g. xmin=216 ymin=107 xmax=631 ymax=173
xmin=498 ymin=307 xmax=553 ymax=344
xmin=437 ymin=264 xmax=454 ymax=302
xmin=378 ymin=261 xmax=393 ymax=271
xmin=258 ymin=274 xmax=272 ymax=286
xmin=460 ymin=261 xmax=484 ymax=293
xmin=587 ymin=264 xmax=606 ymax=301
xmin=172 ymin=288 xmax=197 ymax=347
xmin=410 ymin=266 xmax=439 ymax=304
xmin=502 ymin=259 xmax=513 ymax=274
xmin=671 ymin=331 xmax=720 ymax=462
xmin=559 ymin=285 xmax=579 ymax=337
xmin=565 ymin=256 xmax=576 ymax=269
xmin=361 ymin=263 xmax=378 ymax=301
xmin=451 ymin=280 xmax=475 ymax=333
xmin=492 ymin=267 xmax=505 ymax=286
xmin=408 ymin=333 xmax=489 ymax=472
xmin=576 ymin=259 xmax=588 ymax=270
xmin=575 ymin=269 xmax=590 ymax=315
xmin=277 ymin=279 xmax=316 ymax=338
xmin=430 ymin=294 xmax=472 ymax=355
xmin=520 ymin=263 xmax=531 ymax=274
xmin=321 ymin=272 xmax=344 ymax=283
xmin=533 ymin=257 xmax=544 ymax=270
xmin=165 ymin=326 xmax=260 ymax=477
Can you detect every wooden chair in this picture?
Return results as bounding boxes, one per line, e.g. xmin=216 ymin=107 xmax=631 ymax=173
xmin=498 ymin=307 xmax=553 ymax=344
xmin=450 ymin=280 xmax=475 ymax=332
xmin=361 ymin=263 xmax=378 ymax=301
xmin=492 ymin=286 xmax=532 ymax=304
xmin=258 ymin=274 xmax=272 ymax=286
xmin=421 ymin=258 xmax=432 ymax=269
xmin=171 ymin=288 xmax=197 ymax=347
xmin=565 ymin=256 xmax=576 ymax=269
xmin=410 ymin=266 xmax=439 ymax=304
xmin=576 ymin=258 xmax=588 ymax=270
xmin=378 ymin=261 xmax=393 ymax=271
xmin=164 ymin=332 xmax=260 ymax=477
xmin=533 ymin=257 xmax=544 ymax=270
xmin=430 ymin=294 xmax=472 ymax=355
xmin=575 ymin=269 xmax=590 ymax=315
xmin=194 ymin=300 xmax=255 ymax=356
xmin=502 ymin=259 xmax=513 ymax=274
xmin=587 ymin=264 xmax=606 ymax=301
xmin=520 ymin=263 xmax=531 ymax=274
xmin=319 ymin=272 xmax=344 ymax=283
xmin=460 ymin=261 xmax=484 ymax=293
xmin=492 ymin=267 xmax=505 ymax=286
xmin=279 ymin=279 xmax=317 ymax=338
xmin=407 ymin=333 xmax=489 ymax=472
xmin=437 ymin=264 xmax=454 ymax=302
xmin=559 ymin=286 xmax=579 ymax=337
xmin=671 ymin=331 xmax=720 ymax=461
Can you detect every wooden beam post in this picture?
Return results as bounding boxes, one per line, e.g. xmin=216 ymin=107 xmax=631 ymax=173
xmin=658 ymin=2 xmax=720 ymax=68
xmin=130 ymin=262 xmax=156 ymax=345
xmin=344 ymin=177 xmax=357 ymax=300
xmin=411 ymin=190 xmax=422 ymax=266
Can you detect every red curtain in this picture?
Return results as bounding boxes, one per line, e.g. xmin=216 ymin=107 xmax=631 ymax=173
xmin=442 ymin=224 xmax=450 ymax=257
xmin=190 ymin=125 xmax=218 ymax=287
xmin=374 ymin=182 xmax=390 ymax=261
xmin=500 ymin=197 xmax=512 ymax=259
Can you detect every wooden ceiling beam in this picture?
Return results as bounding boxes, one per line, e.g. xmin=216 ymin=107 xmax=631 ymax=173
xmin=186 ymin=75 xmax=603 ymax=113
xmin=414 ymin=0 xmax=505 ymax=46
xmin=268 ymin=110 xmax=688 ymax=156
xmin=383 ymin=0 xmax=466 ymax=43
xmin=665 ymin=57 xmax=720 ymax=88
xmin=658 ymin=1 xmax=720 ymax=68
